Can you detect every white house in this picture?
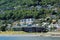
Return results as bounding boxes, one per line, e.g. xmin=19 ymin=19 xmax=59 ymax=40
xmin=20 ymin=18 xmax=35 ymax=26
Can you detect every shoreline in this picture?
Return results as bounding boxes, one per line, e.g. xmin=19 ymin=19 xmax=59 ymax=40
xmin=0 ymin=32 xmax=60 ymax=37
xmin=0 ymin=34 xmax=60 ymax=37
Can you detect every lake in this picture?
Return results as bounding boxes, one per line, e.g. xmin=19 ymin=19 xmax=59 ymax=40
xmin=0 ymin=36 xmax=60 ymax=40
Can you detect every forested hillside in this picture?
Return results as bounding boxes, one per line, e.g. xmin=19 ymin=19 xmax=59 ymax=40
xmin=0 ymin=0 xmax=60 ymax=20
xmin=0 ymin=0 xmax=60 ymax=31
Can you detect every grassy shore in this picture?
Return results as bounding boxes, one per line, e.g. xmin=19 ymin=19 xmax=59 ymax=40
xmin=0 ymin=31 xmax=28 ymax=35
xmin=0 ymin=31 xmax=60 ymax=37
xmin=0 ymin=31 xmax=59 ymax=35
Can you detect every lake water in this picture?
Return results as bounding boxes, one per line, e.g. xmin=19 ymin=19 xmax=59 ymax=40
xmin=0 ymin=36 xmax=60 ymax=40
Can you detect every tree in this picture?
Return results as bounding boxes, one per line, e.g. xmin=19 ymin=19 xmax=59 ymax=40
xmin=50 ymin=26 xmax=57 ymax=31
xmin=0 ymin=20 xmax=8 ymax=31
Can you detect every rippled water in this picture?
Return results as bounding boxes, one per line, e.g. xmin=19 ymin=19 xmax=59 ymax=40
xmin=0 ymin=36 xmax=60 ymax=40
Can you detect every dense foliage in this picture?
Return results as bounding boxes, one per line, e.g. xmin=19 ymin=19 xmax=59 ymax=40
xmin=0 ymin=0 xmax=60 ymax=20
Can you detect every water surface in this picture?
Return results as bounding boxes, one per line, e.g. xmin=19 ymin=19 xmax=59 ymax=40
xmin=0 ymin=36 xmax=60 ymax=40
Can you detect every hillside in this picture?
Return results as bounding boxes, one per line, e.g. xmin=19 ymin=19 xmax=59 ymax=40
xmin=0 ymin=0 xmax=60 ymax=20
xmin=0 ymin=0 xmax=60 ymax=10
xmin=0 ymin=0 xmax=60 ymax=31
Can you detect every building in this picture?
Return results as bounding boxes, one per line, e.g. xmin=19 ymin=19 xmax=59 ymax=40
xmin=20 ymin=18 xmax=35 ymax=26
xmin=6 ymin=18 xmax=48 ymax=32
